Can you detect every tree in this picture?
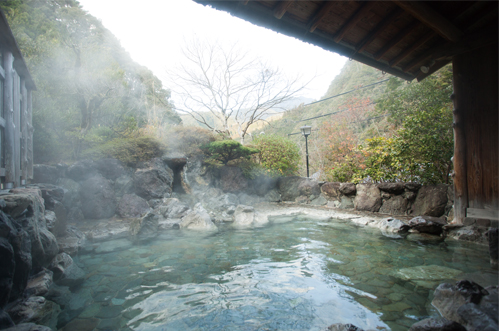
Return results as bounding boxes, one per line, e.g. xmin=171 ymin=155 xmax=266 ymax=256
xmin=169 ymin=40 xmax=308 ymax=142
xmin=253 ymin=134 xmax=300 ymax=176
xmin=202 ymin=140 xmax=258 ymax=165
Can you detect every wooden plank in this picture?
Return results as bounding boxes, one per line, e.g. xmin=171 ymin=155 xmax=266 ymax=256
xmin=3 ymin=51 xmax=15 ymax=185
xmin=334 ymin=2 xmax=375 ymax=43
xmin=308 ymin=1 xmax=336 ymax=33
xmin=389 ymin=31 xmax=433 ymax=67
xmin=374 ymin=20 xmax=420 ymax=60
xmin=273 ymin=1 xmax=294 ymax=19
xmin=393 ymin=1 xmax=463 ymax=42
xmin=467 ymin=208 xmax=499 ymax=221
xmin=21 ymin=80 xmax=27 ymax=182
xmin=13 ymin=70 xmax=20 ymax=187
xmin=356 ymin=7 xmax=403 ymax=53
xmin=27 ymin=90 xmax=33 ymax=180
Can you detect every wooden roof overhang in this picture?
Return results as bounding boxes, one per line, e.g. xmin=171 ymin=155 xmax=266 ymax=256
xmin=193 ymin=0 xmax=498 ymax=82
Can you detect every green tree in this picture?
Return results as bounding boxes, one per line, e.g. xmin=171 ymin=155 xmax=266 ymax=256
xmin=252 ymin=134 xmax=300 ymax=176
xmin=202 ymin=140 xmax=258 ymax=165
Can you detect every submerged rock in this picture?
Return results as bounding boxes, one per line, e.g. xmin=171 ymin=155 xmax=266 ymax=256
xmin=327 ymin=323 xmax=365 ymax=331
xmin=2 ymin=323 xmax=53 ymax=331
xmin=7 ymin=296 xmax=60 ymax=330
xmin=408 ymin=317 xmax=466 ymax=331
xmin=396 ymin=265 xmax=463 ymax=282
xmin=179 ymin=204 xmax=217 ymax=231
xmin=48 ymin=253 xmax=85 ymax=288
xmin=129 ymin=212 xmax=160 ymax=240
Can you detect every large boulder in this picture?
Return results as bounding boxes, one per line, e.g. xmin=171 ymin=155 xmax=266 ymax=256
xmin=377 ymin=182 xmax=405 ymax=194
xmin=378 ymin=218 xmax=409 ymax=234
xmin=95 ymin=158 xmax=127 ymax=180
xmin=116 ymin=194 xmax=150 ymax=218
xmin=411 ymin=184 xmax=448 ymax=217
xmin=114 ymin=174 xmax=134 ymax=198
xmin=249 ymin=175 xmax=277 ymax=197
xmin=219 ymin=166 xmax=248 ymax=193
xmin=66 ymin=160 xmax=97 ymax=182
xmin=133 ymin=160 xmax=173 ymax=200
xmin=278 ymin=176 xmax=320 ymax=202
xmin=179 ymin=204 xmax=217 ymax=231
xmin=32 ymin=165 xmax=60 ymax=185
xmin=408 ymin=216 xmax=447 ymax=235
xmin=233 ymin=205 xmax=255 ymax=229
xmin=182 ymin=156 xmax=213 ymax=192
xmin=48 ymin=253 xmax=85 ymax=288
xmin=56 ymin=226 xmax=86 ymax=256
xmin=129 ymin=212 xmax=160 ymax=241
xmin=321 ymin=182 xmax=341 ymax=200
xmin=25 ymin=270 xmax=53 ymax=297
xmin=55 ymin=178 xmax=81 ymax=210
xmin=79 ymin=174 xmax=116 ymax=219
xmin=156 ymin=198 xmax=190 ymax=219
xmin=0 ymin=236 xmax=15 ymax=307
xmin=7 ymin=296 xmax=60 ymax=330
xmin=354 ymin=184 xmax=382 ymax=212
xmin=339 ymin=183 xmax=356 ymax=196
xmin=379 ymin=195 xmax=409 ymax=215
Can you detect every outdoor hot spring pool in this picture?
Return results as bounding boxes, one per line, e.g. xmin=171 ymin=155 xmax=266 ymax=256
xmin=58 ymin=215 xmax=497 ymax=331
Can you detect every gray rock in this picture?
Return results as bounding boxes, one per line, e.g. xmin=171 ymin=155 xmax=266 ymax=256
xmin=133 ymin=161 xmax=173 ymax=200
xmin=263 ymin=189 xmax=281 ymax=202
xmin=378 ymin=218 xmax=409 ymax=233
xmin=2 ymin=323 xmax=53 ymax=331
xmin=405 ymin=182 xmax=422 ymax=191
xmin=411 ymin=184 xmax=448 ymax=217
xmin=7 ymin=297 xmax=60 ymax=330
xmin=116 ymin=194 xmax=150 ymax=218
xmin=130 ymin=212 xmax=160 ymax=240
xmin=114 ymin=174 xmax=134 ymax=198
xmin=406 ymin=233 xmax=444 ymax=244
xmin=338 ymin=196 xmax=354 ymax=209
xmin=278 ymin=176 xmax=320 ymax=201
xmin=48 ymin=253 xmax=85 ymax=288
xmin=250 ymin=175 xmax=277 ymax=196
xmin=219 ymin=166 xmax=248 ymax=193
xmin=403 ymin=191 xmax=417 ymax=201
xmin=66 ymin=160 xmax=97 ymax=182
xmin=339 ymin=183 xmax=356 ymax=196
xmin=458 ymin=302 xmax=498 ymax=331
xmin=0 ymin=309 xmax=14 ymax=329
xmin=377 ymin=182 xmax=405 ymax=194
xmin=311 ymin=195 xmax=328 ymax=206
xmin=55 ymin=178 xmax=81 ymax=210
xmin=32 ymin=165 xmax=60 ymax=185
xmin=408 ymin=317 xmax=466 ymax=331
xmin=80 ymin=175 xmax=116 ymax=219
xmin=56 ymin=226 xmax=86 ymax=256
xmin=25 ymin=270 xmax=53 ymax=297
xmin=354 ymin=184 xmax=382 ymax=212
xmin=327 ymin=323 xmax=365 ymax=331
xmin=179 ymin=205 xmax=217 ymax=231
xmin=0 ymin=236 xmax=15 ymax=307
xmin=66 ymin=207 xmax=84 ymax=224
xmin=182 ymin=156 xmax=213 ymax=192
xmin=233 ymin=205 xmax=255 ymax=228
xmin=321 ymin=182 xmax=341 ymax=200
xmin=446 ymin=226 xmax=488 ymax=244
xmin=379 ymin=195 xmax=408 ymax=215
xmin=408 ymin=216 xmax=447 ymax=235
xmin=237 ymin=193 xmax=262 ymax=206
xmin=95 ymin=158 xmax=127 ymax=180
xmin=156 ymin=198 xmax=190 ymax=219
xmin=488 ymin=228 xmax=498 ymax=266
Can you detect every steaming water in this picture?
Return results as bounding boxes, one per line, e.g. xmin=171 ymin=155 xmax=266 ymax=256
xmin=63 ymin=215 xmax=496 ymax=331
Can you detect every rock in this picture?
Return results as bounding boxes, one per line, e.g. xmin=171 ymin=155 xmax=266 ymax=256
xmin=67 ymin=207 xmax=84 ymax=224
xmin=233 ymin=205 xmax=254 ymax=228
xmin=295 ymin=195 xmax=309 ymax=204
xmin=354 ymin=184 xmax=382 ymax=212
xmin=458 ymin=301 xmax=498 ymax=331
xmin=432 ymin=280 xmax=490 ymax=325
xmin=406 ymin=233 xmax=444 ymax=244
xmin=237 ymin=193 xmax=261 ymax=206
xmin=57 ymin=226 xmax=86 ymax=256
xmin=219 ymin=166 xmax=248 ymax=193
xmin=278 ymin=176 xmax=320 ymax=202
xmin=311 ymin=195 xmax=328 ymax=206
xmin=7 ymin=296 xmax=60 ymax=330
xmin=2 ymin=323 xmax=53 ymax=331
xmin=338 ymin=196 xmax=354 ymax=209
xmin=95 ymin=158 xmax=127 ymax=180
xmin=50 ymin=201 xmax=67 ymax=237
xmin=396 ymin=265 xmax=463 ymax=284
xmin=80 ymin=175 xmax=116 ymax=219
xmin=488 ymin=228 xmax=498 ymax=266
xmin=129 ymin=211 xmax=160 ymax=240
xmin=0 ymin=309 xmax=14 ymax=329
xmin=408 ymin=216 xmax=447 ymax=235
xmin=446 ymin=226 xmax=488 ymax=244
xmin=67 ymin=160 xmax=97 ymax=182
xmin=378 ymin=218 xmax=409 ymax=233
xmin=29 ymin=184 xmax=64 ymax=211
xmin=48 ymin=253 xmax=85 ymax=288
xmin=249 ymin=175 xmax=277 ymax=196
xmin=0 ymin=236 xmax=15 ymax=307
xmin=411 ymin=184 xmax=448 ymax=217
xmin=263 ymin=189 xmax=281 ymax=202
xmin=114 ymin=175 xmax=134 ymax=198
xmin=32 ymin=165 xmax=60 ymax=185
xmin=56 ymin=178 xmax=81 ymax=210
xmin=339 ymin=183 xmax=356 ymax=196
xmin=379 ymin=195 xmax=408 ymax=215
xmin=377 ymin=182 xmax=405 ymax=194
xmin=182 ymin=156 xmax=213 ymax=192
xmin=321 ymin=182 xmax=341 ymax=200
xmin=405 ymin=182 xmax=422 ymax=191
xmin=116 ymin=194 xmax=150 ymax=218
xmin=133 ymin=161 xmax=173 ymax=200
xmin=43 ymin=211 xmax=56 ymax=233
xmin=179 ymin=205 xmax=217 ymax=231
xmin=25 ymin=270 xmax=53 ymax=297
xmin=156 ymin=198 xmax=190 ymax=219
xmin=327 ymin=323 xmax=365 ymax=331
xmin=403 ymin=191 xmax=417 ymax=201
xmin=408 ymin=317 xmax=466 ymax=331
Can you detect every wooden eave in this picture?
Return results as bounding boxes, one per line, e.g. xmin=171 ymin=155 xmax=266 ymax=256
xmin=0 ymin=9 xmax=36 ymax=90
xmin=193 ymin=0 xmax=498 ymax=81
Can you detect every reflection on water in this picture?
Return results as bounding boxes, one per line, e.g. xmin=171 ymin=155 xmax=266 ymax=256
xmin=61 ymin=215 xmax=496 ymax=331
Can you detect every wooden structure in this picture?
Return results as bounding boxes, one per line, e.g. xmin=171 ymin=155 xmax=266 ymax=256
xmin=0 ymin=10 xmax=36 ymax=188
xmin=194 ymin=0 xmax=498 ymax=224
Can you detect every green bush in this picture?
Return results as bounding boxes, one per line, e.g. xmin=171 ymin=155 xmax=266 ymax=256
xmin=201 ymin=140 xmax=259 ymax=165
xmin=166 ymin=126 xmax=216 ymax=157
xmin=253 ymin=134 xmax=300 ymax=176
xmin=81 ymin=136 xmax=165 ymax=166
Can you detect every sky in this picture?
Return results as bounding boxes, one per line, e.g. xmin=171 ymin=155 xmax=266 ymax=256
xmin=77 ymin=0 xmax=347 ymax=103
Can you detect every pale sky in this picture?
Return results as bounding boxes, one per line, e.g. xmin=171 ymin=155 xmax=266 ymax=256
xmin=77 ymin=0 xmax=347 ymax=102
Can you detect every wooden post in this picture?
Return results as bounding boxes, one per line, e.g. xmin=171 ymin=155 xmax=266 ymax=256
xmin=27 ymin=89 xmax=33 ymax=180
xmin=13 ymin=70 xmax=20 ymax=187
xmin=21 ymin=80 xmax=27 ymax=183
xmin=3 ymin=51 xmax=15 ymax=186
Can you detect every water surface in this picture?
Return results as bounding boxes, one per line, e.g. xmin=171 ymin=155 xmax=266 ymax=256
xmin=62 ymin=215 xmax=496 ymax=331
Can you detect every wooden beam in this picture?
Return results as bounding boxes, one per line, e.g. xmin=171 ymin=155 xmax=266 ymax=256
xmin=374 ymin=20 xmax=419 ymax=60
xmin=273 ymin=1 xmax=294 ymax=19
xmin=334 ymin=2 xmax=375 ymax=43
xmin=389 ymin=31 xmax=433 ymax=67
xmin=416 ymin=59 xmax=450 ymax=82
xmin=356 ymin=7 xmax=403 ymax=53
xmin=308 ymin=1 xmax=336 ymax=33
xmin=467 ymin=208 xmax=499 ymax=221
xmin=393 ymin=1 xmax=464 ymax=42
xmin=3 ymin=52 xmax=15 ymax=185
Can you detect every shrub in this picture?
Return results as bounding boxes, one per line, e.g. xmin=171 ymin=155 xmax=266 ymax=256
xmin=202 ymin=140 xmax=259 ymax=165
xmin=81 ymin=136 xmax=165 ymax=166
xmin=165 ymin=126 xmax=216 ymax=157
xmin=253 ymin=134 xmax=300 ymax=176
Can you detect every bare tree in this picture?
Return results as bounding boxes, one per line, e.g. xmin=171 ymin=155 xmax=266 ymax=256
xmin=169 ymin=40 xmax=308 ymax=143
